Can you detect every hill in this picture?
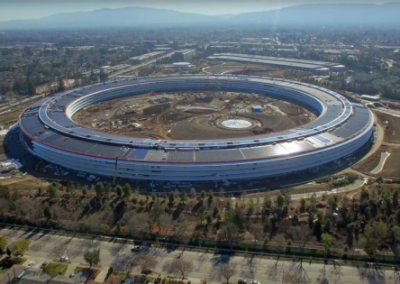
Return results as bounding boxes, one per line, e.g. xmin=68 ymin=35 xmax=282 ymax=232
xmin=1 ymin=3 xmax=400 ymax=29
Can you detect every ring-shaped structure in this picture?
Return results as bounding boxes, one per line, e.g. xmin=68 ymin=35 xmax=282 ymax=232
xmin=18 ymin=74 xmax=374 ymax=182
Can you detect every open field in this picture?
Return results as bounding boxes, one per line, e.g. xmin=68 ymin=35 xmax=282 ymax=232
xmin=353 ymin=144 xmax=400 ymax=179
xmin=373 ymin=146 xmax=400 ymax=178
xmin=353 ymin=146 xmax=386 ymax=174
xmin=376 ymin=112 xmax=400 ymax=143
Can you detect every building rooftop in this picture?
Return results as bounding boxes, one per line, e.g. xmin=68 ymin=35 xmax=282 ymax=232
xmin=18 ymin=273 xmax=51 ymax=284
xmin=51 ymin=275 xmax=80 ymax=284
xmin=210 ymin=53 xmax=342 ymax=69
xmin=105 ymin=275 xmax=122 ymax=284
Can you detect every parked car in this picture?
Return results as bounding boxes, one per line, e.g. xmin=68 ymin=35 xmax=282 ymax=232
xmin=131 ymin=246 xmax=142 ymax=252
xmin=40 ymin=262 xmax=47 ymax=269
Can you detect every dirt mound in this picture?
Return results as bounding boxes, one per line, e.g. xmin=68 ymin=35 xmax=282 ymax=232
xmin=161 ymin=111 xmax=192 ymax=123
xmin=143 ymin=103 xmax=170 ymax=115
xmin=252 ymin=128 xmax=274 ymax=134
xmin=185 ymin=109 xmax=215 ymax=115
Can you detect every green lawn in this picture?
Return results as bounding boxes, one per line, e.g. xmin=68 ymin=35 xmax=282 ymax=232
xmin=74 ymin=267 xmax=83 ymax=274
xmin=43 ymin=262 xmax=68 ymax=277
xmin=0 ymin=257 xmax=27 ymax=274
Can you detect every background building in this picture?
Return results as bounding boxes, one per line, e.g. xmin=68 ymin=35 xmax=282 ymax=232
xmin=208 ymin=53 xmax=346 ymax=75
xmin=171 ymin=49 xmax=196 ymax=61
xmin=128 ymin=51 xmax=165 ymax=64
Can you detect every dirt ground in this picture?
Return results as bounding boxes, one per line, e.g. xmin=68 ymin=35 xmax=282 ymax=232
xmin=382 ymin=100 xmax=400 ymax=111
xmin=374 ymin=146 xmax=400 ymax=179
xmin=245 ymin=183 xmax=331 ymax=199
xmin=73 ymin=91 xmax=315 ymax=140
xmin=352 ymin=145 xmax=387 ymax=174
xmin=375 ymin=112 xmax=400 ymax=143
xmin=0 ymin=175 xmax=50 ymax=192
xmin=352 ymin=144 xmax=400 ymax=179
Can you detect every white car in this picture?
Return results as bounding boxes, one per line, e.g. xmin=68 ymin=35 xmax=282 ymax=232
xmin=26 ymin=261 xmax=35 ymax=268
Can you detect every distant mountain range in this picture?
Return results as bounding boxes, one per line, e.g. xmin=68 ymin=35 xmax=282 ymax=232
xmin=1 ymin=3 xmax=400 ymax=29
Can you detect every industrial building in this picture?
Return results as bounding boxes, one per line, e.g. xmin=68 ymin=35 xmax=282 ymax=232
xmin=361 ymin=95 xmax=380 ymax=102
xmin=171 ymin=49 xmax=196 ymax=61
xmin=127 ymin=51 xmax=165 ymax=64
xmin=208 ymin=53 xmax=346 ymax=75
xmin=173 ymin=62 xmax=190 ymax=69
xmin=100 ymin=64 xmax=130 ymax=74
xmin=19 ymin=74 xmax=373 ymax=182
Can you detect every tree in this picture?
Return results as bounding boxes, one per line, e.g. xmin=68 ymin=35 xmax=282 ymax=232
xmin=169 ymin=258 xmax=194 ymax=281
xmin=94 ymin=182 xmax=104 ymax=199
xmin=122 ymin=183 xmax=131 ymax=198
xmin=0 ymin=237 xmax=7 ymax=256
xmin=300 ymin=198 xmax=306 ymax=213
xmin=179 ymin=190 xmax=187 ymax=202
xmin=248 ymin=223 xmax=264 ymax=246
xmin=126 ymin=213 xmax=149 ymax=238
xmin=360 ymin=221 xmax=388 ymax=255
xmin=172 ymin=216 xmax=193 ymax=244
xmin=215 ymin=262 xmax=237 ymax=284
xmin=284 ymin=194 xmax=291 ymax=206
xmin=99 ymin=70 xmax=108 ymax=82
xmin=10 ymin=240 xmax=31 ymax=257
xmin=283 ymin=260 xmax=310 ymax=284
xmin=276 ymin=195 xmax=285 ymax=209
xmin=6 ymin=247 xmax=11 ymax=258
xmin=5 ymin=91 xmax=15 ymax=104
xmin=189 ymin=188 xmax=197 ymax=198
xmin=106 ymin=267 xmax=114 ymax=278
xmin=290 ymin=224 xmax=312 ymax=251
xmin=47 ymin=184 xmax=58 ymax=199
xmin=321 ymin=233 xmax=334 ymax=256
xmin=168 ymin=192 xmax=175 ymax=204
xmin=58 ymin=77 xmax=65 ymax=92
xmin=273 ymin=233 xmax=287 ymax=256
xmin=83 ymin=249 xmax=101 ymax=267
xmin=27 ymin=78 xmax=36 ymax=96
xmin=115 ymin=185 xmax=122 ymax=198
xmin=218 ymin=221 xmax=241 ymax=248
xmin=207 ymin=191 xmax=214 ymax=207
xmin=132 ymin=252 xmax=158 ymax=275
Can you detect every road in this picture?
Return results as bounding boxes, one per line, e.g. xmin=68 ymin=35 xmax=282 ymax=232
xmin=0 ymin=228 xmax=393 ymax=284
xmin=108 ymin=52 xmax=174 ymax=79
xmin=0 ymin=94 xmax=44 ymax=113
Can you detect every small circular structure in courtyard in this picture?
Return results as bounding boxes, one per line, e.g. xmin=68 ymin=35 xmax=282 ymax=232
xmin=221 ymin=119 xmax=253 ymax=129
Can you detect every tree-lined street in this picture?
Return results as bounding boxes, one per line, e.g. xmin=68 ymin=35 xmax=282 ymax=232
xmin=0 ymin=228 xmax=394 ymax=284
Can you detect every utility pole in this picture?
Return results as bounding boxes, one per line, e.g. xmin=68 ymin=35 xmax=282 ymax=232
xmin=113 ymin=156 xmax=119 ymax=185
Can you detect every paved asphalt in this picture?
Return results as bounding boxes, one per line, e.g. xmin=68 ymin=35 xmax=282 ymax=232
xmin=0 ymin=228 xmax=391 ymax=284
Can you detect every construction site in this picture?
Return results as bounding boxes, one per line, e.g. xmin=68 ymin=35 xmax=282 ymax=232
xmin=73 ymin=91 xmax=316 ymax=140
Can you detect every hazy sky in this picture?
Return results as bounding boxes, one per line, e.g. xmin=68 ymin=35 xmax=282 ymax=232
xmin=0 ymin=0 xmax=397 ymax=22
